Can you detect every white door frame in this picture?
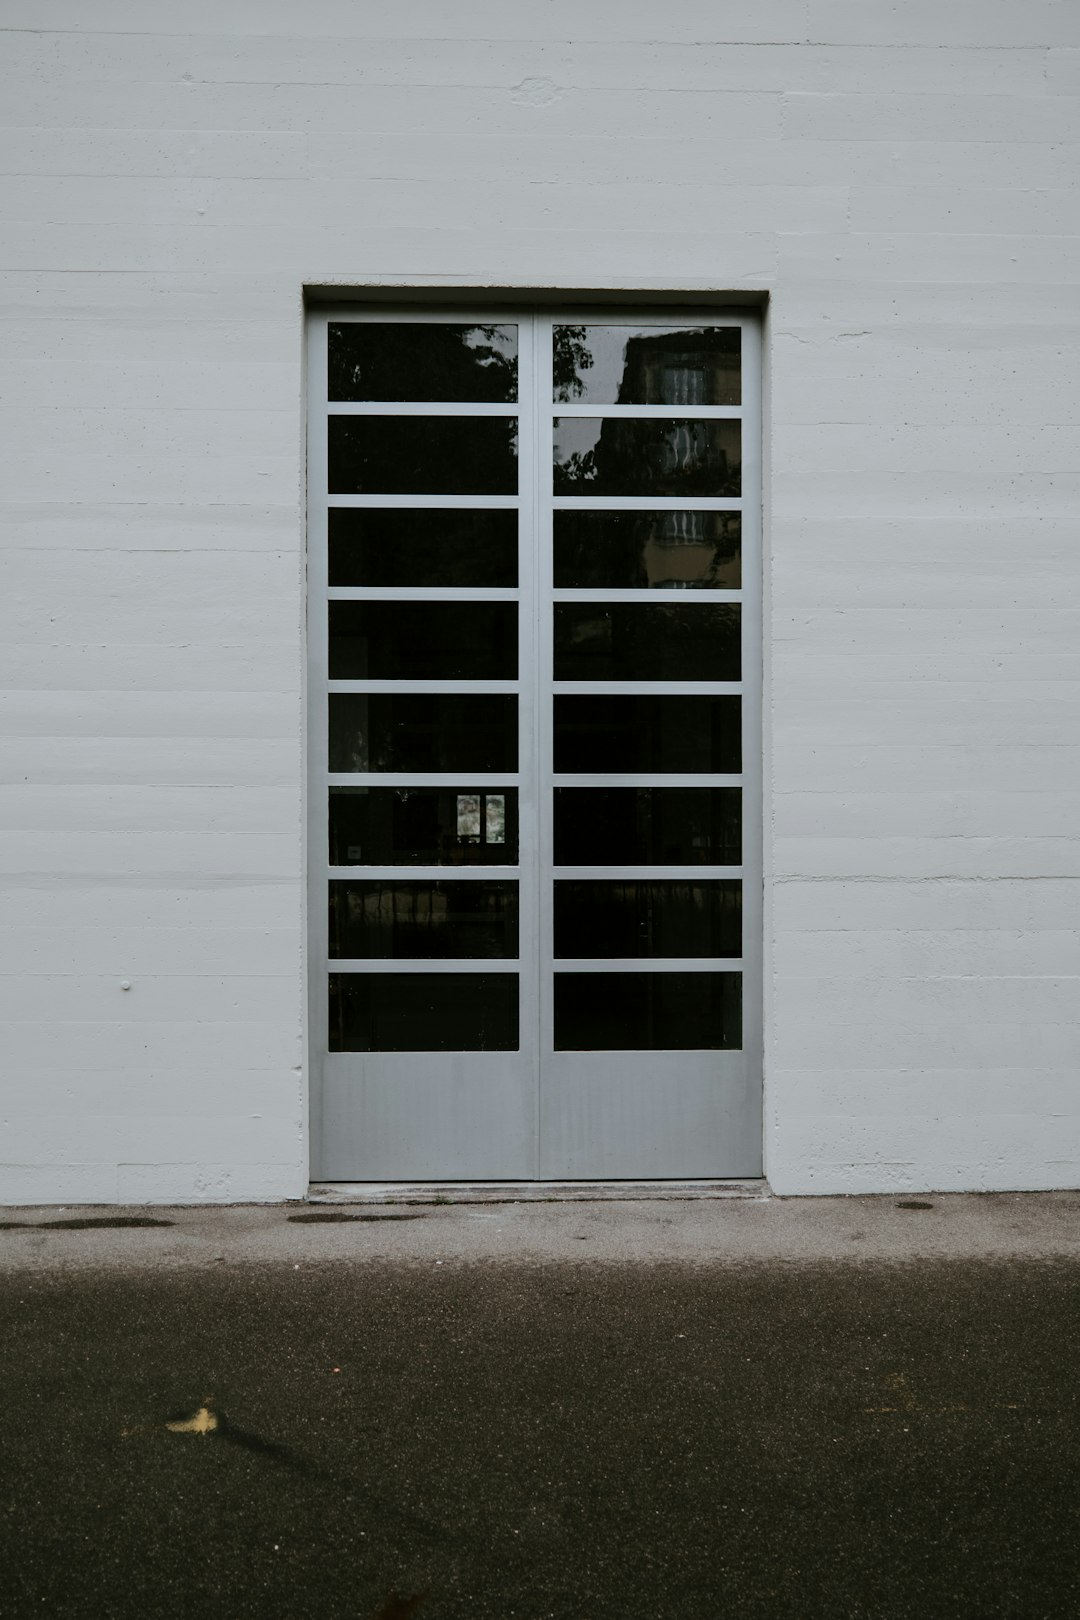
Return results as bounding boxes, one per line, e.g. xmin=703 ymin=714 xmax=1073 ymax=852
xmin=306 ymin=305 xmax=762 ymax=1181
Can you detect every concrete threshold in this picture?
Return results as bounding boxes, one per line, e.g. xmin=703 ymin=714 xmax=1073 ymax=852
xmin=308 ymin=1179 xmax=769 ymax=1203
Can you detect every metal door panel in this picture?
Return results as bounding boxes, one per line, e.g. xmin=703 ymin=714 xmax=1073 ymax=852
xmin=321 ymin=1052 xmax=536 ymax=1181
xmin=539 ymin=1052 xmax=762 ymax=1180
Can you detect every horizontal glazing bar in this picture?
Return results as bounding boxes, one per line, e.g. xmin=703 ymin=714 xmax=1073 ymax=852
xmin=552 ymin=866 xmax=743 ymax=880
xmin=552 ymin=682 xmax=741 ymax=697
xmin=328 ymin=681 xmax=519 ymax=695
xmin=329 ymin=773 xmax=521 ymax=788
xmin=328 ymin=401 xmax=520 ymax=417
xmin=552 ymin=959 xmax=743 ymax=974
xmin=326 ymin=311 xmax=524 ymax=325
xmin=553 ymin=775 xmax=742 ymax=788
xmin=550 ymin=403 xmax=741 ymax=420
xmin=553 ymin=497 xmax=742 ymax=512
xmin=328 ymin=586 xmax=519 ymax=602
xmin=328 ymin=495 xmax=520 ymax=510
xmin=328 ymin=865 xmax=520 ymax=881
xmin=551 ymin=589 xmax=742 ymax=604
xmin=329 ymin=959 xmax=519 ymax=974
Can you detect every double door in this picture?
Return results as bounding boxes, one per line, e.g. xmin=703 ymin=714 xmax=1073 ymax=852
xmin=307 ymin=309 xmax=761 ymax=1181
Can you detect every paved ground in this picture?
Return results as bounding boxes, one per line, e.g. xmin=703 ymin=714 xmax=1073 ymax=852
xmin=0 ymin=1193 xmax=1078 ymax=1618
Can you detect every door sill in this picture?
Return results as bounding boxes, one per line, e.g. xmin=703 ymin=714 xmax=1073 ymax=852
xmin=308 ymin=1179 xmax=769 ymax=1204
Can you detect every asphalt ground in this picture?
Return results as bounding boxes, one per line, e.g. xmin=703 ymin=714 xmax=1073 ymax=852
xmin=0 ymin=1195 xmax=1078 ymax=1619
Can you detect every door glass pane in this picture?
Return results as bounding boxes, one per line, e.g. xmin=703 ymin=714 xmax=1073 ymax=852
xmin=329 ymin=601 xmax=517 ymax=680
xmin=553 ymin=325 xmax=740 ymax=406
xmin=330 ymin=880 xmax=518 ymax=959
xmin=329 ymin=417 xmax=518 ymax=495
xmin=330 ymin=787 xmax=519 ymax=865
xmin=485 ymin=793 xmax=506 ymax=843
xmin=330 ymin=972 xmax=519 ymax=1052
xmin=554 ymin=971 xmax=741 ymax=1051
xmin=329 ymin=323 xmax=518 ymax=403
xmin=553 ymin=695 xmax=741 ymax=774
xmin=554 ymin=788 xmax=741 ymax=866
xmin=328 ymin=509 xmax=518 ymax=588
xmin=330 ymin=694 xmax=517 ymax=773
xmin=554 ymin=604 xmax=739 ymax=682
xmin=554 ymin=880 xmax=741 ymax=958
xmin=553 ymin=418 xmax=739 ymax=497
xmin=553 ymin=510 xmax=740 ymax=590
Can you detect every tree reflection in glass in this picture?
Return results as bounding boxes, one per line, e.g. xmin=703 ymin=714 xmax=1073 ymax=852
xmin=329 ymin=323 xmax=518 ymax=402
xmin=553 ymin=510 xmax=740 ymax=590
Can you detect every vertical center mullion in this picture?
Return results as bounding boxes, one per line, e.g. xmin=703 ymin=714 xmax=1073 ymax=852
xmin=516 ymin=312 xmax=536 ymax=1172
xmin=534 ymin=317 xmax=555 ymax=1143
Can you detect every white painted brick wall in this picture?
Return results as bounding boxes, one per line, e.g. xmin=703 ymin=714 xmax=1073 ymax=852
xmin=1 ymin=1 xmax=1078 ymax=1200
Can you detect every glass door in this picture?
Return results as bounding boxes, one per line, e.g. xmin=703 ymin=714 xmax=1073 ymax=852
xmin=538 ymin=318 xmax=762 ymax=1176
xmin=308 ymin=309 xmax=761 ymax=1181
xmin=309 ymin=313 xmax=539 ymax=1179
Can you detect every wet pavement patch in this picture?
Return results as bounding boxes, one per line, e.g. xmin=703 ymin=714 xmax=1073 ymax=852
xmin=287 ymin=1212 xmax=426 ymax=1223
xmin=0 ymin=1216 xmax=174 ymax=1231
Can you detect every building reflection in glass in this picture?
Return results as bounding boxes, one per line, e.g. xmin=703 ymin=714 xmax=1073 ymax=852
xmin=553 ymin=509 xmax=739 ymax=590
xmin=553 ymin=326 xmax=740 ymax=406
xmin=330 ymin=786 xmax=516 ymax=866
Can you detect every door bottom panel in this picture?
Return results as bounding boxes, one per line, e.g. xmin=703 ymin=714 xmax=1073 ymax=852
xmin=320 ymin=1053 xmax=536 ymax=1181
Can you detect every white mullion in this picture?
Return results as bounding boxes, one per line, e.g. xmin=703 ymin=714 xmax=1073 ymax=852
xmin=536 ymin=315 xmax=557 ymax=1072
xmin=553 ymin=774 xmax=742 ymax=788
xmin=329 ymin=866 xmax=521 ymax=881
xmin=329 ymin=959 xmax=519 ymax=974
xmin=553 ymin=496 xmax=743 ymax=512
xmin=328 ymin=494 xmax=519 ymax=510
xmin=329 ymin=679 xmax=519 ymax=695
xmin=552 ymin=866 xmax=743 ymax=881
xmin=328 ymin=587 xmax=520 ymax=603
xmin=552 ymin=959 xmax=743 ymax=974
xmin=330 ymin=309 xmax=522 ymax=327
xmin=552 ymin=681 xmax=741 ymax=697
xmin=552 ymin=403 xmax=741 ymax=420
xmin=328 ymin=401 xmax=520 ymax=417
xmin=551 ymin=309 xmax=755 ymax=330
xmin=329 ymin=773 xmax=521 ymax=788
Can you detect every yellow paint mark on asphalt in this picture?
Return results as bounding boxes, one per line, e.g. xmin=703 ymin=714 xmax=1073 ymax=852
xmin=166 ymin=1405 xmax=219 ymax=1436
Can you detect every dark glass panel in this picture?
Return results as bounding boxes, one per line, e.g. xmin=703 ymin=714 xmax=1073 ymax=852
xmin=329 ymin=323 xmax=518 ymax=403
xmin=328 ymin=509 xmax=517 ymax=588
xmin=328 ymin=602 xmax=517 ymax=680
xmin=330 ymin=972 xmax=518 ymax=1052
xmin=329 ymin=417 xmax=518 ymax=495
xmin=554 ymin=880 xmax=741 ymax=959
xmin=553 ymin=695 xmax=740 ymax=774
xmin=553 ymin=510 xmax=739 ymax=590
xmin=553 ymin=788 xmax=741 ymax=866
xmin=330 ymin=880 xmax=518 ymax=959
xmin=329 ymin=694 xmax=517 ymax=774
xmin=554 ymin=971 xmax=741 ymax=1051
xmin=330 ymin=787 xmax=518 ymax=866
xmin=554 ymin=603 xmax=739 ymax=682
xmin=554 ymin=325 xmax=740 ymax=406
xmin=553 ymin=418 xmax=739 ymax=497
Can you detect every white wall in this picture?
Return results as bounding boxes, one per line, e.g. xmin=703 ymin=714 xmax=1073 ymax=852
xmin=1 ymin=1 xmax=1078 ymax=1200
